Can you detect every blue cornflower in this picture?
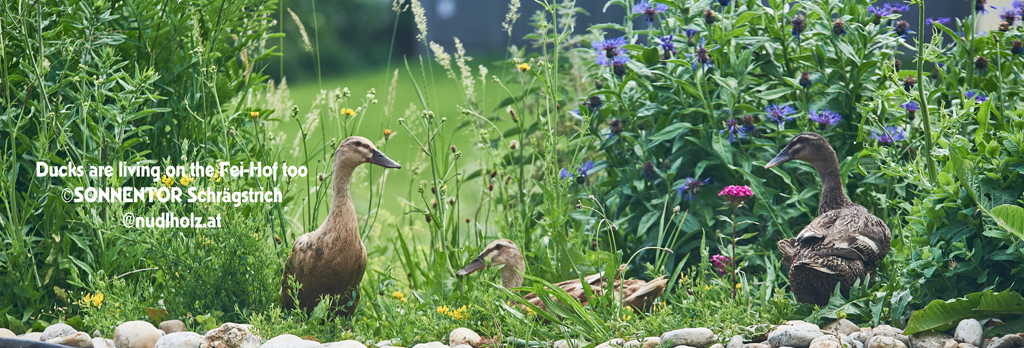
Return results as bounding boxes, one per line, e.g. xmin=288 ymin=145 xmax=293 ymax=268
xmin=676 ymin=177 xmax=711 ymax=201
xmin=1001 ymin=7 xmax=1019 ymax=25
xmin=901 ymin=101 xmax=920 ymax=121
xmin=808 ymin=109 xmax=841 ymax=128
xmin=765 ymin=103 xmax=796 ymax=127
xmin=687 ymin=37 xmax=716 ymax=70
xmin=592 ymin=37 xmax=627 ymax=58
xmin=576 ymin=161 xmax=595 ymax=181
xmin=883 ymin=3 xmax=909 ymax=13
xmin=871 ymin=126 xmax=907 ymax=146
xmin=597 ymin=54 xmax=631 ymax=67
xmin=633 ymin=1 xmax=669 ymax=23
xmin=569 ymin=108 xmax=582 ymax=119
xmin=832 ymin=19 xmax=847 ymax=36
xmin=977 ymin=0 xmax=996 ymax=14
xmin=685 ymin=28 xmax=699 ymax=45
xmin=560 ymin=168 xmax=573 ymax=180
xmin=1014 ymin=0 xmax=1024 ymax=13
xmin=720 ymin=118 xmax=746 ymax=143
xmin=718 ymin=0 xmax=731 ymax=7
xmin=925 ymin=17 xmax=951 ymax=26
xmin=658 ymin=35 xmax=677 ymax=56
xmin=1012 ymin=39 xmax=1023 ymax=56
xmin=965 ymin=91 xmax=987 ymax=103
xmin=867 ymin=6 xmax=890 ymax=19
xmin=792 ymin=15 xmax=806 ymax=37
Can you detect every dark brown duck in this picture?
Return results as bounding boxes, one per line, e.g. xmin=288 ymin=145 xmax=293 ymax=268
xmin=765 ymin=133 xmax=891 ymax=306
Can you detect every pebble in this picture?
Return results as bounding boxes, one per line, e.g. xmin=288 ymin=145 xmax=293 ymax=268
xmin=199 ymin=323 xmax=261 ymax=348
xmin=785 ymin=321 xmax=822 ymax=332
xmin=0 ymin=328 xmax=16 ymax=338
xmin=95 ymin=330 xmax=103 ymax=338
xmin=261 ymin=334 xmax=302 ymax=347
xmin=868 ymin=336 xmax=908 ymax=348
xmin=727 ymin=336 xmax=744 ymax=348
xmin=554 ymin=339 xmax=582 ymax=348
xmin=413 ymin=342 xmax=447 ymax=348
xmin=596 ymin=339 xmax=625 ymax=348
xmin=743 ymin=344 xmax=771 ymax=348
xmin=641 ymin=338 xmax=660 ymax=348
xmin=911 ymin=331 xmax=953 ymax=348
xmin=954 ymin=319 xmax=984 ymax=347
xmin=809 ymin=335 xmax=841 ymax=348
xmin=47 ymin=331 xmax=94 ymax=347
xmin=41 ymin=323 xmax=78 ymax=342
xmin=19 ymin=332 xmax=43 ymax=341
xmin=623 ymin=340 xmax=641 ymax=348
xmin=842 ymin=335 xmax=865 ymax=348
xmin=958 ymin=344 xmax=979 ymax=348
xmin=988 ymin=334 xmax=1024 ymax=348
xmin=767 ymin=328 xmax=824 ymax=348
xmin=662 ymin=328 xmax=716 ymax=348
xmin=376 ymin=340 xmax=397 ymax=347
xmin=822 ymin=320 xmax=859 ymax=336
xmin=449 ymin=328 xmax=481 ymax=347
xmin=872 ymin=326 xmax=910 ymax=347
xmin=160 ymin=320 xmax=188 ymax=334
xmin=156 ymin=332 xmax=204 ymax=348
xmin=324 ymin=341 xmax=367 ymax=348
xmin=708 ymin=344 xmax=724 ymax=348
xmin=115 ymin=320 xmax=165 ymax=348
xmin=452 ymin=345 xmax=472 ymax=348
xmin=93 ymin=338 xmax=111 ymax=348
xmin=850 ymin=329 xmax=873 ymax=344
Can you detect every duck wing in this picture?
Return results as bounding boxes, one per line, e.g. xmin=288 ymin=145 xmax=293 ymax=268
xmin=618 ymin=277 xmax=668 ymax=312
xmin=795 ymin=205 xmax=890 ymax=264
xmin=522 ymin=271 xmax=606 ymax=311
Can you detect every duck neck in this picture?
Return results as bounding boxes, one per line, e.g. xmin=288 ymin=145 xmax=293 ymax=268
xmin=324 ymin=160 xmax=359 ymax=241
xmin=500 ymin=258 xmax=526 ymax=289
xmin=811 ymin=146 xmax=852 ymax=215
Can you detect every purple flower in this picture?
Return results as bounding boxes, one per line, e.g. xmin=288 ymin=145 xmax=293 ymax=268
xmin=808 ymin=109 xmax=841 ymax=128
xmin=832 ymin=19 xmax=847 ymax=36
xmin=720 ymin=118 xmax=747 ymax=142
xmin=718 ymin=0 xmax=731 ymax=7
xmin=560 ymin=168 xmax=573 ymax=180
xmin=1014 ymin=0 xmax=1024 ymax=13
xmin=900 ymin=101 xmax=920 ymax=112
xmin=977 ymin=0 xmax=996 ymax=14
xmin=711 ymin=254 xmax=731 ymax=275
xmin=871 ymin=126 xmax=907 ymax=146
xmin=597 ymin=54 xmax=631 ymax=67
xmin=965 ymin=91 xmax=987 ymax=103
xmin=686 ymin=29 xmax=698 ymax=39
xmin=576 ymin=161 xmax=595 ymax=180
xmin=658 ymin=35 xmax=677 ymax=55
xmin=569 ymin=108 xmax=582 ymax=119
xmin=1012 ymin=39 xmax=1023 ymax=56
xmin=1001 ymin=7 xmax=1018 ymax=25
xmin=791 ymin=15 xmax=806 ymax=38
xmin=687 ymin=37 xmax=715 ymax=70
xmin=592 ymin=37 xmax=627 ymax=58
xmin=926 ymin=17 xmax=951 ymax=26
xmin=895 ymin=20 xmax=912 ymax=39
xmin=765 ymin=103 xmax=796 ymax=127
xmin=676 ymin=177 xmax=711 ymax=201
xmin=883 ymin=3 xmax=909 ymax=13
xmin=633 ymin=1 xmax=669 ymax=23
xmin=868 ymin=5 xmax=891 ymax=18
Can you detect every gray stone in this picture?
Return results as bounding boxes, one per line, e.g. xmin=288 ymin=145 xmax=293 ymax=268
xmin=662 ymin=328 xmax=716 ymax=348
xmin=911 ymin=331 xmax=953 ymax=348
xmin=988 ymin=334 xmax=1024 ymax=348
xmin=376 ymin=340 xmax=397 ymax=347
xmin=784 ymin=321 xmax=821 ymax=332
xmin=768 ymin=328 xmax=824 ymax=348
xmin=954 ymin=320 xmax=984 ymax=347
xmin=115 ymin=321 xmax=165 ymax=348
xmin=93 ymin=338 xmax=111 ymax=348
xmin=95 ymin=330 xmax=104 ymax=338
xmin=641 ymin=338 xmax=661 ymax=348
xmin=449 ymin=328 xmax=481 ymax=347
xmin=623 ymin=340 xmax=641 ymax=348
xmin=260 ymin=335 xmax=302 ymax=347
xmin=728 ymin=336 xmax=744 ymax=348
xmin=452 ymin=345 xmax=473 ymax=348
xmin=866 ymin=336 xmax=906 ymax=348
xmin=823 ymin=320 xmax=859 ymax=337
xmin=156 ymin=332 xmax=204 ymax=348
xmin=810 ymin=335 xmax=841 ymax=348
xmin=47 ymin=332 xmax=94 ymax=347
xmin=324 ymin=341 xmax=368 ymax=348
xmin=958 ymin=344 xmax=979 ymax=348
xmin=596 ymin=339 xmax=625 ymax=348
xmin=553 ymin=339 xmax=583 ymax=348
xmin=159 ymin=321 xmax=187 ymax=335
xmin=743 ymin=344 xmax=771 ymax=348
xmin=872 ymin=326 xmax=909 ymax=347
xmin=0 ymin=328 xmax=16 ymax=338
xmin=19 ymin=332 xmax=43 ymax=341
xmin=708 ymin=344 xmax=723 ymax=348
xmin=261 ymin=340 xmax=320 ymax=348
xmin=199 ymin=323 xmax=261 ymax=348
xmin=41 ymin=323 xmax=78 ymax=342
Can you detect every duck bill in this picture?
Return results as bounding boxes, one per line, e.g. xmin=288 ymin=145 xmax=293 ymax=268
xmin=456 ymin=256 xmax=486 ymax=276
xmin=764 ymin=148 xmax=793 ymax=169
xmin=369 ymin=149 xmax=402 ymax=169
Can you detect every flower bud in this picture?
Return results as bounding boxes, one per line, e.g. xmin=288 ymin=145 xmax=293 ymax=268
xmin=508 ymin=107 xmax=519 ymax=123
xmin=384 ymin=129 xmax=393 ymax=140
xmin=451 ymin=145 xmax=457 ymax=153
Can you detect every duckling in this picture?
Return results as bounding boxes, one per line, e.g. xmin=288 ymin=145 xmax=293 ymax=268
xmin=280 ymin=136 xmax=401 ymax=316
xmin=765 ymin=132 xmax=891 ymax=306
xmin=456 ymin=239 xmax=667 ymax=312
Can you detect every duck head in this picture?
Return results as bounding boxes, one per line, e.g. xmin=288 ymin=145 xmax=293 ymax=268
xmin=335 ymin=136 xmax=401 ymax=169
xmin=764 ymin=132 xmax=832 ymax=169
xmin=456 ymin=239 xmax=525 ymax=289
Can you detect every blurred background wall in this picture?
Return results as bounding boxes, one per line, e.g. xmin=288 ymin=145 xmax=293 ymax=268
xmin=269 ymin=0 xmax=983 ymax=84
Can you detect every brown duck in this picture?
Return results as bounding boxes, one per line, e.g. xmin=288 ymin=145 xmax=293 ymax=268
xmin=280 ymin=136 xmax=400 ymax=315
xmin=765 ymin=132 xmax=891 ymax=306
xmin=456 ymin=239 xmax=667 ymax=312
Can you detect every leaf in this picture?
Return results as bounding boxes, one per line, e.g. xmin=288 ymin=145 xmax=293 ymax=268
xmin=650 ymin=122 xmax=692 ymax=141
xmin=991 ymin=205 xmax=1024 ymax=241
xmin=904 ymin=291 xmax=990 ymax=334
xmin=756 ymin=86 xmax=795 ymax=100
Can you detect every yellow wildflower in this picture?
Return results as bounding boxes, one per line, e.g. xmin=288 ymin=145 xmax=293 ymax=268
xmin=341 ymin=108 xmax=356 ymax=117
xmin=736 ymin=283 xmax=742 ymax=290
xmin=178 ymin=174 xmax=194 ymax=186
xmin=437 ymin=305 xmax=450 ymax=315
xmin=92 ymin=292 xmax=104 ymax=308
xmin=250 ymin=111 xmax=260 ymax=119
xmin=704 ymin=284 xmax=711 ymax=291
xmin=517 ymin=63 xmax=531 ymax=72
xmin=212 ymin=170 xmax=221 ymax=183
xmin=161 ymin=175 xmax=175 ymax=188
xmin=391 ymin=291 xmax=406 ymax=303
xmin=383 ymin=129 xmax=393 ymax=140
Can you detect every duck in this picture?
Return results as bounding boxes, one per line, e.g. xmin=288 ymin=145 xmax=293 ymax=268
xmin=456 ymin=239 xmax=668 ymax=312
xmin=765 ymin=132 xmax=891 ymax=306
xmin=280 ymin=136 xmax=401 ymax=316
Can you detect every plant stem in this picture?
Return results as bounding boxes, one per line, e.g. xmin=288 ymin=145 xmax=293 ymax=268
xmin=916 ymin=0 xmax=937 ymax=183
xmin=731 ymin=204 xmax=738 ymax=299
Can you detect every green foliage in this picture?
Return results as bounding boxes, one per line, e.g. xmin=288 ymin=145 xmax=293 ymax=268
xmin=903 ymin=290 xmax=1024 ymax=335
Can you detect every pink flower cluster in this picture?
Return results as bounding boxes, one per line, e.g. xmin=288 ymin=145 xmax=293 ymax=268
xmin=711 ymin=254 xmax=730 ymax=275
xmin=719 ymin=185 xmax=753 ymax=206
